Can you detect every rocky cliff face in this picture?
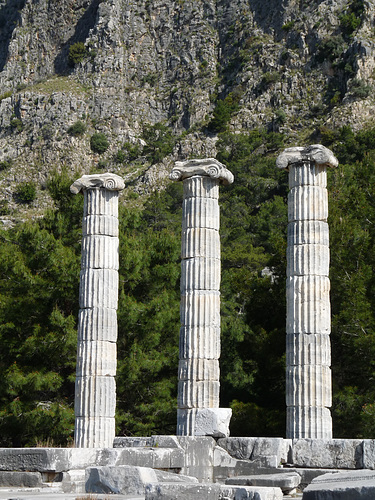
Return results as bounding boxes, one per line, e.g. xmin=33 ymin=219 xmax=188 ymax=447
xmin=0 ymin=0 xmax=374 ymax=218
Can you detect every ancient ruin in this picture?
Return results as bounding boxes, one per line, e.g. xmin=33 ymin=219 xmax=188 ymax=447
xmin=277 ymin=145 xmax=338 ymax=440
xmin=70 ymin=173 xmax=125 ymax=448
xmin=170 ymin=158 xmax=233 ymax=437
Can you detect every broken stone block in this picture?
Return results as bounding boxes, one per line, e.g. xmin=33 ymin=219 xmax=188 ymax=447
xmin=195 ymin=408 xmax=232 ymax=438
xmin=85 ymin=465 xmax=157 ymax=495
xmin=303 ymin=469 xmax=375 ymax=499
xmin=362 ymin=439 xmax=375 ymax=469
xmin=220 ymin=485 xmax=283 ymax=500
xmin=145 ymin=482 xmax=222 ymax=499
xmin=291 ymin=439 xmax=363 ymax=469
xmin=0 ymin=471 xmax=42 ymax=487
xmin=225 ymin=472 xmax=301 ymax=494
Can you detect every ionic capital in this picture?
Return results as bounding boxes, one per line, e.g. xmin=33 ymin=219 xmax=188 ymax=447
xmin=170 ymin=158 xmax=234 ymax=185
xmin=70 ymin=173 xmax=125 ymax=194
xmin=276 ymin=145 xmax=338 ymax=171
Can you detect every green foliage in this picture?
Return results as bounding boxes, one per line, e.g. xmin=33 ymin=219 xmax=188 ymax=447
xmin=0 ymin=159 xmax=12 ymax=171
xmin=0 ymin=200 xmax=10 ymax=215
xmin=10 ymin=118 xmax=23 ymax=132
xmin=41 ymin=124 xmax=54 ymax=141
xmin=67 ymin=121 xmax=86 ymax=137
xmin=340 ymin=0 xmax=364 ymax=39
xmin=261 ymin=71 xmax=280 ymax=87
xmin=68 ymin=42 xmax=86 ymax=66
xmin=15 ymin=182 xmax=37 ymax=203
xmin=207 ymin=90 xmax=242 ymax=133
xmin=316 ymin=35 xmax=346 ymax=63
xmin=2 ymin=124 xmax=375 ymax=442
xmin=123 ymin=142 xmax=143 ymax=161
xmin=142 ymin=123 xmax=175 ymax=163
xmin=281 ymin=20 xmax=295 ymax=32
xmin=350 ymin=78 xmax=371 ymax=99
xmin=90 ymin=132 xmax=109 ymax=154
xmin=0 ymin=172 xmax=82 ymax=445
xmin=0 ymin=91 xmax=12 ymax=102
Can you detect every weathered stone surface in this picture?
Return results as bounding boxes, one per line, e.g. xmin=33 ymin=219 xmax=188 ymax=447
xmin=194 ymin=408 xmax=232 ymax=438
xmin=86 ymin=465 xmax=157 ymax=495
xmin=177 ymin=436 xmax=215 ymax=483
xmin=60 ymin=469 xmax=86 ymax=494
xmin=291 ymin=439 xmax=363 ymax=469
xmin=170 ymin=158 xmax=234 ymax=185
xmin=0 ymin=471 xmax=42 ymax=487
xmin=278 ymin=146 xmax=337 ymax=440
xmin=225 ymin=472 xmax=301 ymax=493
xmin=72 ymin=173 xmax=124 ymax=448
xmin=0 ymin=446 xmax=184 ymax=474
xmin=302 ymin=469 xmax=375 ymax=499
xmin=276 ymin=145 xmax=339 ymax=172
xmin=217 ymin=438 xmax=291 ymax=466
xmin=70 ymin=173 xmax=125 ymax=194
xmin=145 ymin=482 xmax=222 ymax=500
xmin=154 ymin=469 xmax=199 ymax=483
xmin=172 ymin=160 xmax=233 ymax=436
xmin=362 ymin=439 xmax=375 ymax=469
xmin=286 ymin=365 xmax=332 ymax=407
xmin=220 ymin=485 xmax=284 ymax=500
xmin=286 ymin=334 xmax=331 ymax=366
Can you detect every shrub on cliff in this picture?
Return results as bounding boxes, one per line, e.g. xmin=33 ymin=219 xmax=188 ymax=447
xmin=90 ymin=133 xmax=109 ymax=154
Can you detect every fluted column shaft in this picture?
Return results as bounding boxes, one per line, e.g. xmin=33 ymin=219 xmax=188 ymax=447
xmin=170 ymin=159 xmax=233 ymax=436
xmin=71 ymin=174 xmax=124 ymax=448
xmin=277 ymin=145 xmax=338 ymax=439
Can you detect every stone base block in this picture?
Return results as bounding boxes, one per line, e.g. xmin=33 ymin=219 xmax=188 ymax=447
xmin=303 ymin=469 xmax=375 ymax=499
xmin=86 ymin=465 xmax=157 ymax=495
xmin=145 ymin=482 xmax=221 ymax=499
xmin=220 ymin=485 xmax=283 ymax=500
xmin=217 ymin=437 xmax=291 ymax=466
xmin=0 ymin=471 xmax=42 ymax=487
xmin=291 ymin=439 xmax=363 ymax=469
xmin=177 ymin=408 xmax=231 ymax=437
xmin=195 ymin=408 xmax=232 ymax=438
xmin=225 ymin=472 xmax=301 ymax=494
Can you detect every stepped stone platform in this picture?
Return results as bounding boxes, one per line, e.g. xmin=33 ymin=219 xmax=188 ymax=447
xmin=0 ymin=437 xmax=374 ymax=498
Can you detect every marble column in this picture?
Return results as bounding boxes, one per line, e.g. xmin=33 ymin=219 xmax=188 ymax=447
xmin=170 ymin=158 xmax=233 ymax=437
xmin=70 ymin=173 xmax=124 ymax=448
xmin=277 ymin=145 xmax=338 ymax=439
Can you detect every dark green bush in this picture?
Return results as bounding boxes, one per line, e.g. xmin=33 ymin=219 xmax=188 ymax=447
xmin=10 ymin=118 xmax=23 ymax=132
xmin=142 ymin=123 xmax=175 ymax=163
xmin=0 ymin=159 xmax=12 ymax=171
xmin=68 ymin=42 xmax=86 ymax=67
xmin=67 ymin=121 xmax=86 ymax=137
xmin=15 ymin=182 xmax=37 ymax=203
xmin=115 ymin=150 xmax=126 ymax=163
xmin=41 ymin=124 xmax=54 ymax=141
xmin=90 ymin=133 xmax=109 ymax=154
xmin=123 ymin=142 xmax=143 ymax=161
xmin=316 ymin=35 xmax=346 ymax=63
xmin=351 ymin=79 xmax=371 ymax=99
xmin=0 ymin=200 xmax=10 ymax=215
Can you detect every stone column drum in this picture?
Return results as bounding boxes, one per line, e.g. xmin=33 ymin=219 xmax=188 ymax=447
xmin=170 ymin=159 xmax=233 ymax=437
xmin=71 ymin=173 xmax=125 ymax=448
xmin=277 ymin=145 xmax=338 ymax=439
